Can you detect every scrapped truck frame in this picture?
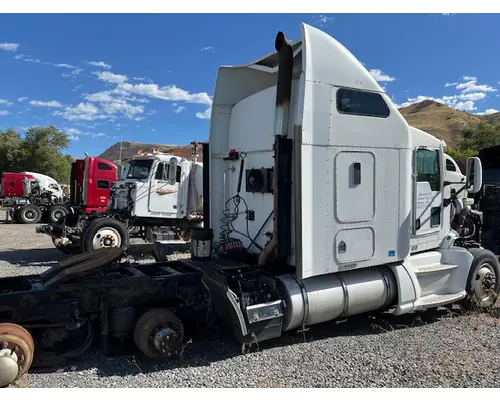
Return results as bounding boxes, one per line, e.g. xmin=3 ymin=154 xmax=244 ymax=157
xmin=0 ymin=23 xmax=498 ymax=388
xmin=36 ymin=145 xmax=204 ymax=256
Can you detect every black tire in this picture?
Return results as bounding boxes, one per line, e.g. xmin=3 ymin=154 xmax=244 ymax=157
xmin=16 ymin=204 xmax=42 ymax=224
xmin=47 ymin=205 xmax=69 ymax=225
xmin=80 ymin=218 xmax=129 ymax=253
xmin=461 ymin=248 xmax=500 ymax=310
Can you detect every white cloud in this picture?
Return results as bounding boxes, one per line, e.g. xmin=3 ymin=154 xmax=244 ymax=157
xmin=133 ymin=77 xmax=146 ymax=81
xmin=101 ymin=100 xmax=144 ymax=119
xmin=87 ymin=61 xmax=112 ymax=69
xmin=0 ymin=43 xmax=19 ymax=51
xmin=442 ymin=13 xmax=456 ymax=16
xmin=456 ymin=79 xmax=496 ymax=94
xmin=118 ymin=82 xmax=212 ymax=105
xmin=396 ymin=76 xmax=494 ymax=111
xmin=66 ymin=128 xmax=82 ymax=135
xmin=90 ymin=71 xmax=212 ymax=119
xmin=94 ymin=71 xmax=128 ymax=84
xmin=0 ymin=99 xmax=12 ymax=106
xmin=454 ymin=101 xmax=476 ymax=111
xmin=312 ymin=14 xmax=333 ymax=28
xmin=173 ymin=106 xmax=185 ymax=114
xmin=369 ymin=69 xmax=396 ymax=83
xmin=29 ymin=100 xmax=64 ymax=108
xmin=476 ymin=108 xmax=499 ymax=115
xmin=200 ymin=46 xmax=213 ymax=51
xmin=0 ymin=110 xmax=10 ymax=116
xmin=196 ymin=107 xmax=212 ymax=120
xmin=18 ymin=97 xmax=28 ymax=102
xmin=23 ymin=56 xmax=41 ymax=64
xmin=73 ymin=85 xmax=83 ymax=92
xmin=53 ymin=102 xmax=107 ymax=121
xmin=54 ymin=63 xmax=77 ymax=69
xmin=82 ymin=90 xmax=145 ymax=119
xmin=67 ymin=134 xmax=80 ymax=141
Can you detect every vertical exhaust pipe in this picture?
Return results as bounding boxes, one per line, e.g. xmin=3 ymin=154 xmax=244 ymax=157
xmin=259 ymin=31 xmax=294 ymax=267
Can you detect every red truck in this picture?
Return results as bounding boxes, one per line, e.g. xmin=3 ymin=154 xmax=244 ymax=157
xmin=68 ymin=154 xmax=117 ymax=214
xmin=1 ymin=155 xmax=117 ymax=226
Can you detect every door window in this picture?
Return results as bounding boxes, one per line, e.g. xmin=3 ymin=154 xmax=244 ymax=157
xmin=416 ymin=149 xmax=441 ymax=191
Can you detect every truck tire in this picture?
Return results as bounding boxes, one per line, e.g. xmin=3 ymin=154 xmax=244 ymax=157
xmin=80 ymin=218 xmax=129 ymax=253
xmin=47 ymin=204 xmax=69 ymax=224
xmin=16 ymin=204 xmax=42 ymax=224
xmin=461 ymin=248 xmax=500 ymax=310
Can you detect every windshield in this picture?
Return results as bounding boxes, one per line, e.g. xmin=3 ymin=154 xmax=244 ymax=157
xmin=483 ymin=168 xmax=500 ymax=185
xmin=121 ymin=159 xmax=154 ymax=180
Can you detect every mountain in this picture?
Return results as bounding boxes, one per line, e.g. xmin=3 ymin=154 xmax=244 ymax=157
xmin=398 ymin=99 xmax=484 ymax=149
xmin=98 ymin=141 xmax=203 ymax=164
xmin=98 ymin=100 xmax=500 ymax=163
xmin=477 ymin=112 xmax=500 ymax=125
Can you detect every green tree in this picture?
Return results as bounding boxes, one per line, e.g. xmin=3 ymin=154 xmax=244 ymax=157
xmin=446 ymin=121 xmax=500 ymax=165
xmin=0 ymin=126 xmax=73 ymax=183
xmin=0 ymin=128 xmax=24 ymax=174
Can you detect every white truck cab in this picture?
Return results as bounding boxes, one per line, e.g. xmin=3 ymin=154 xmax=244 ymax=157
xmin=112 ymin=151 xmax=203 ymax=220
xmin=202 ymin=22 xmax=494 ymax=345
xmin=21 ymin=171 xmax=64 ymax=200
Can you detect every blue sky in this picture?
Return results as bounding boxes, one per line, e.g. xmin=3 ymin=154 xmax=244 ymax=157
xmin=1 ymin=13 xmax=499 ymax=158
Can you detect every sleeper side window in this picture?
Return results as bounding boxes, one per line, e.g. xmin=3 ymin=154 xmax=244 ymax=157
xmin=337 ymin=88 xmax=390 ymax=118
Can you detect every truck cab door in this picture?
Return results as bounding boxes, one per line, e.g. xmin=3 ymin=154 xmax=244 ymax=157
xmin=413 ymin=147 xmax=444 ymax=242
xmin=148 ymin=159 xmax=180 ymax=216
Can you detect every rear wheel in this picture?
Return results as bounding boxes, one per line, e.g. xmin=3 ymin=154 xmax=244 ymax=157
xmin=16 ymin=204 xmax=42 ymax=224
xmin=80 ymin=218 xmax=129 ymax=253
xmin=47 ymin=204 xmax=68 ymax=224
xmin=133 ymin=309 xmax=184 ymax=359
xmin=461 ymin=248 xmax=500 ymax=310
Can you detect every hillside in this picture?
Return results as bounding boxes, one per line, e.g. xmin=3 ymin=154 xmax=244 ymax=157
xmin=398 ymin=99 xmax=484 ymax=149
xmin=98 ymin=100 xmax=500 ymax=162
xmin=477 ymin=113 xmax=500 ymax=126
xmin=98 ymin=141 xmax=203 ymax=163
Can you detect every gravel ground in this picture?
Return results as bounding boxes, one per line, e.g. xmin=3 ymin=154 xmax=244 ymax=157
xmin=1 ymin=208 xmax=500 ymax=388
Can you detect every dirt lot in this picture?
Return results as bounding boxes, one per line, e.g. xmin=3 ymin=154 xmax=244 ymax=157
xmin=1 ymin=208 xmax=500 ymax=388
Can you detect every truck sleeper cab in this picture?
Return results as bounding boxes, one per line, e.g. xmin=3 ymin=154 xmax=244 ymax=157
xmin=200 ymin=23 xmax=497 ymax=345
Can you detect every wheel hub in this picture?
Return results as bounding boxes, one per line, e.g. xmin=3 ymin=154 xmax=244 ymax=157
xmin=153 ymin=327 xmax=181 ymax=356
xmin=100 ymin=234 xmax=116 ymax=247
xmin=0 ymin=347 xmax=18 ymax=388
xmin=93 ymin=228 xmax=121 ymax=249
xmin=0 ymin=324 xmax=34 ymax=387
xmin=24 ymin=210 xmax=35 ymax=220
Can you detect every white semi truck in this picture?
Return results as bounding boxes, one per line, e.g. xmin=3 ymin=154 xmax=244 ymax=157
xmin=37 ymin=146 xmax=204 ymax=254
xmin=0 ymin=23 xmax=497 ymax=386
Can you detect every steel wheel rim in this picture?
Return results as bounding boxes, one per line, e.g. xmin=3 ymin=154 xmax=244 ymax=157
xmin=472 ymin=262 xmax=497 ymax=307
xmin=23 ymin=209 xmax=36 ymax=221
xmin=52 ymin=210 xmax=64 ymax=221
xmin=92 ymin=227 xmax=121 ymax=249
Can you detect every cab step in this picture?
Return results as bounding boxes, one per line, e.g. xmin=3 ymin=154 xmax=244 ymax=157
xmin=414 ymin=263 xmax=458 ymax=275
xmin=416 ymin=292 xmax=465 ymax=308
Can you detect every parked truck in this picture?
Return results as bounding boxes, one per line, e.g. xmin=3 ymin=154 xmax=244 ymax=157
xmin=0 ymin=23 xmax=497 ymax=387
xmin=1 ymin=171 xmax=66 ymax=224
xmin=37 ymin=145 xmax=204 ymax=255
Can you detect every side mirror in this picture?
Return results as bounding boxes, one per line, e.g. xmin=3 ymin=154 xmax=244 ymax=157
xmin=465 ymin=157 xmax=482 ymax=193
xmin=168 ymin=158 xmax=178 ymax=185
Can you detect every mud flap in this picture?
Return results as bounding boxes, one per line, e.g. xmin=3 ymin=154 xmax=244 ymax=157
xmin=191 ymin=259 xmax=284 ymax=345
